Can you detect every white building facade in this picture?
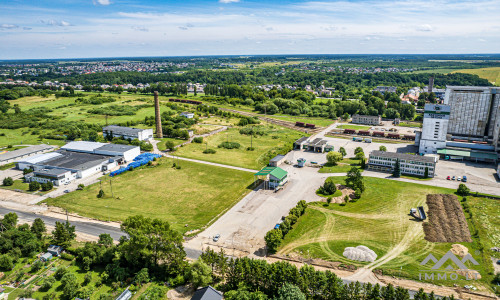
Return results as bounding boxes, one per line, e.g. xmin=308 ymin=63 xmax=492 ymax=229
xmin=103 ymin=125 xmax=153 ymax=141
xmin=419 ymin=104 xmax=450 ymax=154
xmin=367 ymin=151 xmax=436 ymax=177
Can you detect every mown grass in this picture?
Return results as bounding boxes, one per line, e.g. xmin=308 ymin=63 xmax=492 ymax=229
xmin=337 ymin=124 xmax=372 ymax=130
xmin=174 ymin=126 xmax=303 ymax=170
xmin=279 ymin=177 xmax=498 ymax=289
xmin=319 ymin=157 xmax=362 ymax=173
xmin=44 ymin=158 xmax=254 ymax=233
xmin=0 ymin=179 xmax=30 ymax=192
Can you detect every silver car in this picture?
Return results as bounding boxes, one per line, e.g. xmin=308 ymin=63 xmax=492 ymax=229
xmin=213 ymin=234 xmax=220 ymax=242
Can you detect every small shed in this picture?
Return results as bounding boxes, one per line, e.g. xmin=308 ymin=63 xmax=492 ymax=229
xmin=180 ymin=112 xmax=195 ymax=119
xmin=47 ymin=245 xmax=63 ymax=257
xmin=293 ymin=137 xmax=309 ymax=150
xmin=191 ymin=286 xmax=223 ymax=300
xmin=254 ymin=166 xmax=288 ymax=190
xmin=269 ymin=155 xmax=286 ymax=167
xmin=40 ymin=252 xmax=52 ymax=262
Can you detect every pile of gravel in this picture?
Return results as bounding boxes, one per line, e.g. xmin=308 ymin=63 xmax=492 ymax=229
xmin=343 ymin=245 xmax=377 ymax=262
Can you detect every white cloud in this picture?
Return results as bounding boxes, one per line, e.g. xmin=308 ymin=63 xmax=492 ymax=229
xmin=416 ymin=24 xmax=433 ymax=32
xmin=1 ymin=24 xmax=18 ymax=29
xmin=131 ymin=26 xmax=148 ymax=32
xmin=93 ymin=0 xmax=111 ymax=5
xmin=42 ymin=19 xmax=72 ymax=26
xmin=219 ymin=0 xmax=240 ymax=3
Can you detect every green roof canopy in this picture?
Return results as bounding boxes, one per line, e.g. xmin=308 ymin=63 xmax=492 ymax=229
xmin=437 ymin=148 xmax=498 ymax=160
xmin=254 ymin=166 xmax=288 ymax=180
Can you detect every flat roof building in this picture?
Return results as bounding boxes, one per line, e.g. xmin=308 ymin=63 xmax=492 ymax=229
xmin=368 ymin=151 xmax=436 ymax=177
xmin=0 ymin=144 xmax=54 ymax=165
xmin=352 ymin=114 xmax=382 ymax=126
xmin=17 ymin=141 xmax=140 ymax=186
xmin=103 ymin=125 xmax=153 ymax=141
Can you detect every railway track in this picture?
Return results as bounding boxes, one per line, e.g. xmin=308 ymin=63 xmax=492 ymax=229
xmin=219 ymin=108 xmax=324 ymax=134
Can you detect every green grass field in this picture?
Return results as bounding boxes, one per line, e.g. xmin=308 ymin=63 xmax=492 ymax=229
xmin=44 ymin=158 xmax=254 ymax=233
xmin=0 ymin=179 xmax=30 ymax=192
xmin=174 ymin=126 xmax=303 ymax=170
xmin=319 ymin=157 xmax=362 ymax=173
xmin=264 ymin=114 xmax=336 ymax=127
xmin=453 ymin=67 xmax=500 ymax=85
xmin=337 ymin=124 xmax=372 ymax=130
xmin=279 ymin=177 xmax=498 ymax=289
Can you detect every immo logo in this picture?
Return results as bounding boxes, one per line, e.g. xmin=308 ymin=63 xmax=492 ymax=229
xmin=419 ymin=250 xmax=480 ymax=281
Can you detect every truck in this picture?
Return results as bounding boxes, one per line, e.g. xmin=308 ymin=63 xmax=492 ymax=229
xmin=364 ymin=138 xmax=372 ymax=143
xmin=297 ymin=158 xmax=306 ymax=168
xmin=353 ymin=137 xmax=363 ymax=142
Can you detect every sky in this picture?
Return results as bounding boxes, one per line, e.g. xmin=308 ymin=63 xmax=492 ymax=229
xmin=1 ymin=0 xmax=499 ymax=59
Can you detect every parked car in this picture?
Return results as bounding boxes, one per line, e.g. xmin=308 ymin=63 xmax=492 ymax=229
xmin=457 ymin=176 xmax=461 ymax=181
xmin=452 ymin=176 xmax=456 ymax=180
xmin=64 ymin=190 xmax=70 ymax=193
xmin=447 ymin=176 xmax=451 ymax=180
xmin=213 ymin=234 xmax=220 ymax=242
xmin=274 ymin=224 xmax=280 ymax=229
xmin=462 ymin=176 xmax=467 ymax=182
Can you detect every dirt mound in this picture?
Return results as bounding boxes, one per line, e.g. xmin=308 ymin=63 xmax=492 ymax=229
xmin=451 ymin=244 xmax=469 ymax=257
xmin=456 ymin=269 xmax=482 ymax=280
xmin=423 ymin=194 xmax=472 ymax=243
xmin=343 ymin=245 xmax=377 ymax=262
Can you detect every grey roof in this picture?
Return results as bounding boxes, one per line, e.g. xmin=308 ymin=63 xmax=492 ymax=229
xmin=103 ymin=125 xmax=149 ymax=136
xmin=61 ymin=141 xmax=106 ymax=152
xmin=40 ymin=253 xmax=52 ymax=259
xmin=39 ymin=150 xmax=118 ymax=171
xmin=96 ymin=144 xmax=138 ymax=153
xmin=307 ymin=138 xmax=325 ymax=146
xmin=34 ymin=168 xmax=69 ymax=177
xmin=0 ymin=144 xmax=53 ymax=162
xmin=294 ymin=136 xmax=309 ymax=144
xmin=191 ymin=286 xmax=223 ymax=300
xmin=270 ymin=155 xmax=286 ymax=162
xmin=369 ymin=151 xmax=436 ymax=163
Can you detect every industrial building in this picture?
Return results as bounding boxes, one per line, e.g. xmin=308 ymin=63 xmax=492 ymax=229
xmin=0 ymin=144 xmax=54 ymax=165
xmin=351 ymin=114 xmax=382 ymax=126
xmin=367 ymin=151 xmax=436 ymax=177
xmin=17 ymin=141 xmax=140 ymax=186
xmin=293 ymin=137 xmax=332 ymax=153
xmin=373 ymin=86 xmax=397 ymax=94
xmin=417 ymin=86 xmax=500 ymax=162
xmin=419 ymin=104 xmax=450 ymax=154
xmin=444 ymin=86 xmax=500 ymax=150
xmin=103 ymin=125 xmax=153 ymax=141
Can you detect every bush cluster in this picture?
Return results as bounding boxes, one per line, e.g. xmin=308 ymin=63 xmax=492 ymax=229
xmin=218 ymin=142 xmax=241 ymax=149
xmin=265 ymin=200 xmax=307 ymax=253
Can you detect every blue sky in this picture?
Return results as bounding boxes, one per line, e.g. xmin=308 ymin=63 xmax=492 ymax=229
xmin=1 ymin=0 xmax=499 ymax=59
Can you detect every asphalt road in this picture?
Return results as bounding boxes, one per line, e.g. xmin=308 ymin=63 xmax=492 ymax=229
xmin=0 ymin=207 xmax=125 ymax=241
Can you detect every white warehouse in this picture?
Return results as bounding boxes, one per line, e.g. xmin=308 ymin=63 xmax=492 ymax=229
xmin=103 ymin=125 xmax=154 ymax=141
xmin=17 ymin=141 xmax=140 ymax=186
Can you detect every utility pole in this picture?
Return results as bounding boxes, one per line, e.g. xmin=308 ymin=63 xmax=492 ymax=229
xmin=109 ymin=177 xmax=114 ymax=198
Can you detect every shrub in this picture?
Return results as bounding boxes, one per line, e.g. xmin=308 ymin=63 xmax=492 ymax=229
xmin=60 ymin=252 xmax=74 ymax=261
xmin=41 ymin=181 xmax=53 ymax=191
xmin=246 ymin=147 xmax=255 ymax=151
xmin=54 ymin=267 xmax=68 ymax=279
xmin=457 ymin=183 xmax=470 ymax=196
xmin=317 ymin=177 xmax=337 ymax=195
xmin=2 ymin=177 xmax=13 ymax=186
xmin=28 ymin=181 xmax=41 ymax=191
xmin=40 ymin=276 xmax=56 ymax=291
xmin=0 ymin=254 xmax=14 ymax=271
xmin=354 ymin=189 xmax=361 ymax=199
xmin=203 ymin=149 xmax=216 ymax=154
xmin=77 ymin=184 xmax=85 ymax=190
xmin=218 ymin=141 xmax=241 ymax=149
xmin=97 ymin=189 xmax=105 ymax=198
xmin=165 ymin=141 xmax=175 ymax=151
xmin=193 ymin=137 xmax=203 ymax=143
xmin=326 ymin=151 xmax=343 ymax=166
xmin=30 ymin=260 xmax=44 ymax=272
xmin=23 ymin=168 xmax=33 ymax=175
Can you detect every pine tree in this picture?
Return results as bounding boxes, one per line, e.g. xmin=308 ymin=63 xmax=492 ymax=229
xmin=392 ymin=159 xmax=401 ymax=178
